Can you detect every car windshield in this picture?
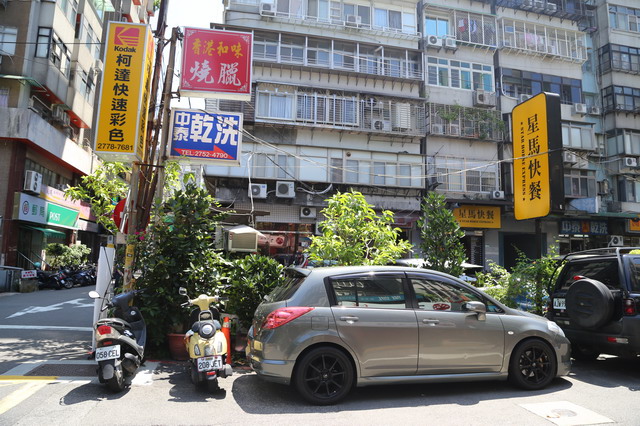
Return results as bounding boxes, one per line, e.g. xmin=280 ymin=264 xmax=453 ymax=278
xmin=265 ymin=270 xmax=306 ymax=303
xmin=558 ymin=259 xmax=621 ymax=290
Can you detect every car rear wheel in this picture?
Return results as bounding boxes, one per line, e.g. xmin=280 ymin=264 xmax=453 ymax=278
xmin=294 ymin=346 xmax=354 ymax=405
xmin=509 ymin=339 xmax=556 ymax=390
xmin=565 ymin=278 xmax=613 ymax=329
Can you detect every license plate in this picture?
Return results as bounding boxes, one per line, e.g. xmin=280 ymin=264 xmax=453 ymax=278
xmin=553 ymin=298 xmax=566 ymax=310
xmin=95 ymin=345 xmax=120 ymax=361
xmin=197 ymin=356 xmax=223 ymax=372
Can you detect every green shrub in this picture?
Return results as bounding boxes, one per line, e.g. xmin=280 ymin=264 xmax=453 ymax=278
xmin=45 ymin=243 xmax=91 ymax=269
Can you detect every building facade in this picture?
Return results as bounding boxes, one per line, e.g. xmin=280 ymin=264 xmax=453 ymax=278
xmin=202 ymin=0 xmax=640 ymax=269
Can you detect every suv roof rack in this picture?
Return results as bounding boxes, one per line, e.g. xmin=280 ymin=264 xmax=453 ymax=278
xmin=559 ymin=246 xmax=640 ymax=262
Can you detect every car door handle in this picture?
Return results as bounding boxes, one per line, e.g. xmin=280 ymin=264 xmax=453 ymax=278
xmin=339 ymin=316 xmax=359 ymax=323
xmin=422 ymin=319 xmax=440 ymax=325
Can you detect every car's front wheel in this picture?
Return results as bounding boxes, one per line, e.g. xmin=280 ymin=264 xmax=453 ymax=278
xmin=509 ymin=339 xmax=557 ymax=390
xmin=294 ymin=346 xmax=354 ymax=405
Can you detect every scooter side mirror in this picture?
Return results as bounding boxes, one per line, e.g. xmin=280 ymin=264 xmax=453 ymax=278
xmin=88 ymin=290 xmax=101 ymax=299
xmin=179 ymin=287 xmax=188 ymax=296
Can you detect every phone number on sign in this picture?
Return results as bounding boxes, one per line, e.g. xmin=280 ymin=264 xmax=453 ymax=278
xmin=178 ymin=150 xmax=231 ymax=159
xmin=97 ymin=143 xmax=133 ymax=151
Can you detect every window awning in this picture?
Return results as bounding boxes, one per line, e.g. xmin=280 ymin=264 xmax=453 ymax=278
xmin=22 ymin=226 xmax=67 ymax=238
xmin=0 ymin=75 xmax=45 ymax=89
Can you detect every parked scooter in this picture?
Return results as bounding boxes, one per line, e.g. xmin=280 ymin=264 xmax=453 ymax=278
xmin=37 ymin=267 xmax=72 ymax=290
xmin=89 ymin=289 xmax=146 ymax=392
xmin=179 ymin=287 xmax=232 ymax=391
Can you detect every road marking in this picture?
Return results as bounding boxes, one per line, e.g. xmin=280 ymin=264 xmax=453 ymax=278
xmin=0 ymin=376 xmax=57 ymax=381
xmin=520 ymin=401 xmax=615 ymax=425
xmin=6 ymin=298 xmax=93 ymax=319
xmin=0 ymin=325 xmax=92 ymax=332
xmin=0 ymin=380 xmax=51 ymax=416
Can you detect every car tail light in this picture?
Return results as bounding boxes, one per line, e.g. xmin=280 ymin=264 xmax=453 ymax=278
xmin=97 ymin=325 xmax=112 ymax=335
xmin=607 ymin=336 xmax=629 ymax=344
xmin=263 ymin=307 xmax=314 ymax=329
xmin=572 ymin=275 xmax=586 ymax=281
xmin=623 ymin=298 xmax=637 ymax=316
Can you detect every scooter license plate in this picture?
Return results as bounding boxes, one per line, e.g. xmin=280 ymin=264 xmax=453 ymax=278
xmin=197 ymin=356 xmax=223 ymax=372
xmin=95 ymin=345 xmax=121 ymax=361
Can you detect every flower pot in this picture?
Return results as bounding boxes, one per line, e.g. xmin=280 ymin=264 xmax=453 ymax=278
xmin=167 ymin=333 xmax=189 ymax=361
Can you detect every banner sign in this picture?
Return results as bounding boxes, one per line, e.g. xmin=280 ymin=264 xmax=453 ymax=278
xmin=168 ymin=108 xmax=242 ymax=166
xmin=453 ymin=205 xmax=501 ymax=229
xmin=560 ymin=219 xmax=608 ymax=235
xmin=180 ymin=28 xmax=252 ymax=100
xmin=94 ymin=22 xmax=155 ymax=162
xmin=14 ymin=192 xmax=79 ymax=229
xmin=513 ymin=92 xmax=563 ymax=220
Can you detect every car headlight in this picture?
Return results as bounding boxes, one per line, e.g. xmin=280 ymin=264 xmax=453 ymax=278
xmin=547 ymin=320 xmax=565 ymax=337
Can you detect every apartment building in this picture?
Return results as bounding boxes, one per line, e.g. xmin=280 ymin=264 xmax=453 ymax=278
xmin=204 ymin=0 xmax=637 ymax=268
xmin=0 ymin=0 xmax=152 ymax=269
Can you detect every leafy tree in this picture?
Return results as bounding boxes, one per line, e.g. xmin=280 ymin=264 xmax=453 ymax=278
xmin=65 ymin=162 xmax=130 ymax=234
xmin=224 ymin=254 xmax=286 ymax=330
xmin=418 ymin=192 xmax=466 ymax=277
xmin=45 ymin=243 xmax=91 ymax=268
xmin=475 ymin=248 xmax=560 ymax=315
xmin=306 ymin=190 xmax=412 ymax=266
xmin=135 ymin=182 xmax=229 ymax=353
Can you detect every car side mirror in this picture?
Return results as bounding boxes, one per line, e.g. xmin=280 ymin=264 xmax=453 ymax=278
xmin=88 ymin=290 xmax=101 ymax=299
xmin=464 ymin=301 xmax=487 ymax=321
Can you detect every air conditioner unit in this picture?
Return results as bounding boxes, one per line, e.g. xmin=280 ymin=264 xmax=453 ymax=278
xmin=474 ymin=90 xmax=496 ymax=107
xmin=449 ymin=124 xmax=460 ymax=136
xmin=345 ymin=14 xmax=361 ymax=27
xmin=521 ymin=0 xmax=534 ymax=9
xmin=55 ymin=183 xmax=68 ymax=191
xmin=248 ymin=183 xmax=267 ymax=199
xmin=545 ymin=2 xmax=557 ymax=13
xmin=588 ymin=106 xmax=601 ymax=115
xmin=519 ymin=94 xmax=532 ymax=103
xmin=372 ymin=119 xmax=391 ymax=131
xmin=300 ymin=206 xmax=317 ymax=218
xmin=624 ymin=157 xmax=638 ymax=168
xmin=426 ymin=35 xmax=441 ymax=48
xmin=259 ymin=2 xmax=275 ymax=16
xmin=563 ymin=151 xmax=578 ymax=164
xmin=490 ymin=190 xmax=505 ymax=200
xmin=547 ymin=45 xmax=557 ymax=55
xmin=60 ymin=112 xmax=71 ymax=127
xmin=609 ymin=235 xmax=624 ymax=247
xmin=533 ymin=0 xmax=545 ymax=11
xmin=501 ymin=39 xmax=513 ymax=48
xmin=430 ymin=124 xmax=444 ymax=134
xmin=572 ymin=103 xmax=587 ymax=115
xmin=92 ymin=59 xmax=103 ymax=73
xmin=52 ymin=105 xmax=66 ymax=122
xmin=226 ymin=226 xmax=259 ymax=253
xmin=276 ymin=181 xmax=295 ymax=198
xmin=444 ymin=37 xmax=457 ymax=50
xmin=24 ymin=170 xmax=42 ymax=194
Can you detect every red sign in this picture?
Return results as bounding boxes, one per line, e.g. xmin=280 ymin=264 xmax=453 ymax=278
xmin=180 ymin=28 xmax=253 ymax=101
xmin=112 ymin=198 xmax=128 ymax=232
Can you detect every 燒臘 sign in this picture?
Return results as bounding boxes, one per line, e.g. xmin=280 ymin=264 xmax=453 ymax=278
xmin=94 ymin=22 xmax=155 ymax=162
xmin=180 ymin=28 xmax=252 ymax=100
xmin=168 ymin=109 xmax=242 ymax=166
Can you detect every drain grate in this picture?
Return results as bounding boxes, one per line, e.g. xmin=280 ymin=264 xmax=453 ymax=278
xmin=25 ymin=363 xmax=96 ymax=377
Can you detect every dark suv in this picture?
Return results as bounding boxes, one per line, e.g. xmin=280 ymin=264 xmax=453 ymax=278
xmin=547 ymin=247 xmax=640 ymax=360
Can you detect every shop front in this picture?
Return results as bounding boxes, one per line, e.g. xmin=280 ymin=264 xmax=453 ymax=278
xmin=453 ymin=204 xmax=502 ymax=269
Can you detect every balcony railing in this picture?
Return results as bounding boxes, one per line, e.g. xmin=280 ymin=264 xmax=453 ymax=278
xmin=495 ymin=0 xmax=589 ymax=22
xmin=426 ymin=103 xmax=504 ymax=142
xmin=253 ymin=40 xmax=423 ymax=80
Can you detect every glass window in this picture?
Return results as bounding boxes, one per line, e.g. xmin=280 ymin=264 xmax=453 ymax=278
xmin=35 ymin=27 xmax=51 ymax=58
xmin=331 ymin=275 xmax=406 ymax=308
xmin=411 ymin=277 xmax=483 ymax=312
xmin=426 ymin=57 xmax=493 ymax=91
xmin=0 ymin=26 xmax=18 ymax=56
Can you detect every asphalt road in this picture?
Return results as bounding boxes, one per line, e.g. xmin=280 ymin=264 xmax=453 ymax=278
xmin=1 ymin=288 xmax=639 ymax=425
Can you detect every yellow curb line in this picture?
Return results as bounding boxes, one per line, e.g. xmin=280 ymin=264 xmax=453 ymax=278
xmin=0 ymin=376 xmax=58 ymax=381
xmin=0 ymin=380 xmax=52 ymax=416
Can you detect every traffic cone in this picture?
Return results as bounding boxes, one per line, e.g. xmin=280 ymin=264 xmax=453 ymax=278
xmin=222 ymin=316 xmax=232 ymax=364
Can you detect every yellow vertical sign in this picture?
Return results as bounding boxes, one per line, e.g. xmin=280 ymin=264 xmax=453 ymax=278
xmin=513 ymin=93 xmax=551 ymax=220
xmin=95 ymin=23 xmax=154 ymax=162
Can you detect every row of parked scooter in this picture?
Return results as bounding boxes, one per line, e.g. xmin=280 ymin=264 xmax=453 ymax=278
xmin=37 ymin=264 xmax=97 ymax=290
xmin=90 ymin=287 xmax=232 ymax=393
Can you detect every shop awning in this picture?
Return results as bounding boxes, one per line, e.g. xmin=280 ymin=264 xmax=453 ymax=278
xmin=22 ymin=226 xmax=66 ymax=238
xmin=0 ymin=74 xmax=45 ymax=89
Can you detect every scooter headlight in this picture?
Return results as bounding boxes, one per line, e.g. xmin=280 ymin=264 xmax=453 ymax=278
xmin=200 ymin=323 xmax=215 ymax=339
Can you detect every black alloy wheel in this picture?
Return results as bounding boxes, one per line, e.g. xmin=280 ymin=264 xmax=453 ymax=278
xmin=509 ymin=339 xmax=556 ymax=390
xmin=294 ymin=347 xmax=354 ymax=405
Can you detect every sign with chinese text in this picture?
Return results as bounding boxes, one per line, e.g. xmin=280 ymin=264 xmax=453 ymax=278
xmin=168 ymin=108 xmax=242 ymax=166
xmin=513 ymin=92 xmax=563 ymax=220
xmin=629 ymin=219 xmax=640 ymax=233
xmin=560 ymin=219 xmax=608 ymax=235
xmin=21 ymin=270 xmax=38 ymax=279
xmin=180 ymin=28 xmax=252 ymax=100
xmin=95 ymin=22 xmax=155 ymax=162
xmin=13 ymin=193 xmax=79 ymax=229
xmin=453 ymin=205 xmax=501 ymax=229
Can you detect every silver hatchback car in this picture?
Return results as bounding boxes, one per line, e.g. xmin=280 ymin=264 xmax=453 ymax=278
xmin=246 ymin=266 xmax=571 ymax=405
